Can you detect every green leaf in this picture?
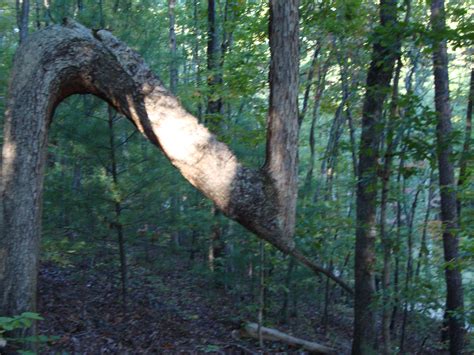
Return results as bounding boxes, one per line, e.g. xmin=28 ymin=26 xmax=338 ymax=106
xmin=20 ymin=312 xmax=43 ymax=321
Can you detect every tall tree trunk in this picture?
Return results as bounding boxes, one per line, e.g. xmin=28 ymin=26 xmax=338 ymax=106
xmin=168 ymin=0 xmax=178 ymax=94
xmin=266 ymin=0 xmax=300 ymax=246
xmin=430 ymin=0 xmax=465 ymax=352
xmin=352 ymin=0 xmax=399 ymax=353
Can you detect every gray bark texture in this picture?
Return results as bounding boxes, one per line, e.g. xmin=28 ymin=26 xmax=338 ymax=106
xmin=0 ymin=17 xmax=351 ymax=318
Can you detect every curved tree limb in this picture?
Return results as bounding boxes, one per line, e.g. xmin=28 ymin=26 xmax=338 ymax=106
xmin=0 ymin=20 xmax=352 ymax=316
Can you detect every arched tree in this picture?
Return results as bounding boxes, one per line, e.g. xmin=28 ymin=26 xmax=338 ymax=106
xmin=0 ymin=1 xmax=351 ymax=326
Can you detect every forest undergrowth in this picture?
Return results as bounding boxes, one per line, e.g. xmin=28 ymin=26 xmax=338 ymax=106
xmin=36 ymin=246 xmax=445 ymax=354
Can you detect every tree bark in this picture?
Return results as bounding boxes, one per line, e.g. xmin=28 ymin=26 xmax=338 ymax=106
xmin=430 ymin=0 xmax=465 ymax=352
xmin=352 ymin=0 xmax=399 ymax=353
xmin=265 ymin=0 xmax=300 ymax=245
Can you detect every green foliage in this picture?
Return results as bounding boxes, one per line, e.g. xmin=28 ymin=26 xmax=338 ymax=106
xmin=0 ymin=312 xmax=57 ymax=352
xmin=0 ymin=312 xmax=43 ymax=332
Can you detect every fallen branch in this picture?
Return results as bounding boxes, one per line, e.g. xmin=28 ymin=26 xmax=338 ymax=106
xmin=234 ymin=322 xmax=333 ymax=354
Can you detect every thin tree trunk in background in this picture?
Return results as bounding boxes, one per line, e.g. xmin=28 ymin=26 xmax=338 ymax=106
xmin=457 ymin=69 xmax=473 ymax=216
xmin=99 ymin=0 xmax=105 ymax=28
xmin=352 ymin=0 xmax=399 ymax=353
xmin=168 ymin=0 xmax=178 ymax=94
xmin=336 ymin=43 xmax=359 ymax=181
xmin=346 ymin=109 xmax=358 ymax=178
xmin=206 ymin=0 xmax=224 ymax=271
xmin=430 ymin=1 xmax=465 ymax=352
xmin=167 ymin=0 xmax=181 ymax=274
xmin=299 ymin=43 xmax=321 ymax=126
xmin=221 ymin=0 xmax=235 ymax=63
xmin=192 ymin=0 xmax=203 ymax=120
xmin=279 ymin=256 xmax=295 ymax=324
xmin=206 ymin=0 xmax=222 ymax=117
xmin=320 ymin=78 xmax=347 ymax=199
xmin=43 ymin=0 xmax=52 ymax=26
xmin=399 ymin=187 xmax=421 ymax=352
xmin=416 ymin=171 xmax=434 ymax=278
xmin=258 ymin=240 xmax=265 ymax=348
xmin=77 ymin=0 xmax=83 ymax=13
xmin=379 ymin=0 xmax=414 ymax=345
xmin=379 ymin=52 xmax=402 ymax=355
xmin=305 ymin=55 xmax=330 ymax=191
xmin=322 ymin=260 xmax=334 ymax=332
xmin=208 ymin=206 xmax=225 ymax=273
xmin=34 ymin=0 xmax=40 ymax=29
xmin=16 ymin=0 xmax=29 ymax=43
xmin=390 ymin=153 xmax=406 ymax=334
xmin=108 ymin=107 xmax=128 ymax=309
xmin=208 ymin=3 xmax=236 ymax=271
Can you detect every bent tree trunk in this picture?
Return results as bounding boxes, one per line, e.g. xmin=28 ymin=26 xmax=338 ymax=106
xmin=0 ymin=19 xmax=282 ymax=315
xmin=0 ymin=19 xmax=351 ymax=318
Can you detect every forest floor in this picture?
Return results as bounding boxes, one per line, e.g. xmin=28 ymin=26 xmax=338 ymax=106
xmin=35 ymin=251 xmax=446 ymax=354
xmin=36 ymin=254 xmax=352 ymax=354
